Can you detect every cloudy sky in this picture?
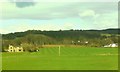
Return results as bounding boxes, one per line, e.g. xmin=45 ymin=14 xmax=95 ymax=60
xmin=0 ymin=0 xmax=118 ymax=34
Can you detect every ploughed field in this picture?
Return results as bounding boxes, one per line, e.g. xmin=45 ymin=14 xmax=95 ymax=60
xmin=2 ymin=47 xmax=118 ymax=70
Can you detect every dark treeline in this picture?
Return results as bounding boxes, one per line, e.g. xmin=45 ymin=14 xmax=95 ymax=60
xmin=1 ymin=28 xmax=120 ymax=52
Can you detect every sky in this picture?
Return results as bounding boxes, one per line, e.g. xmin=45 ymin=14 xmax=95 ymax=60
xmin=0 ymin=0 xmax=119 ymax=34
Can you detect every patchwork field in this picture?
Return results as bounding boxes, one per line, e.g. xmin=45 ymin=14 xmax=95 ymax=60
xmin=2 ymin=47 xmax=118 ymax=70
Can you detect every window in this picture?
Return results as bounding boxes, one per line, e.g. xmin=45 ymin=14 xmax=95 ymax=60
xmin=19 ymin=49 xmax=21 ymax=51
xmin=10 ymin=47 xmax=13 ymax=49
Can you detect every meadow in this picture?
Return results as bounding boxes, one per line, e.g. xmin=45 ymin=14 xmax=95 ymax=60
xmin=2 ymin=47 xmax=118 ymax=70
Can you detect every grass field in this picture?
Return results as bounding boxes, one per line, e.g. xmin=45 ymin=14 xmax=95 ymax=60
xmin=2 ymin=47 xmax=118 ymax=70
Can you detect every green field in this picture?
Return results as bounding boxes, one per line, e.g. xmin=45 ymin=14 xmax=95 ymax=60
xmin=2 ymin=47 xmax=118 ymax=70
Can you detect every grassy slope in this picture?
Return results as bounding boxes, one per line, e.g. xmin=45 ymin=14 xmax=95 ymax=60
xmin=2 ymin=47 xmax=118 ymax=70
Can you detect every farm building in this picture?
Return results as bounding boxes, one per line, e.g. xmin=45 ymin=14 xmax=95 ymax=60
xmin=104 ymin=43 xmax=118 ymax=47
xmin=8 ymin=45 xmax=24 ymax=52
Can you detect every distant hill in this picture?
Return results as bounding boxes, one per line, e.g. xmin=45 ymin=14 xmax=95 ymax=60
xmin=1 ymin=28 xmax=119 ymax=52
xmin=2 ymin=28 xmax=120 ymax=40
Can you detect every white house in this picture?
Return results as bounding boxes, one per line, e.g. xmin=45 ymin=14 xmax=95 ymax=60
xmin=8 ymin=45 xmax=23 ymax=52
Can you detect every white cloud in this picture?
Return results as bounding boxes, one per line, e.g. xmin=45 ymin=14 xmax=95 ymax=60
xmin=0 ymin=2 xmax=118 ymax=33
xmin=0 ymin=2 xmax=118 ymax=19
xmin=0 ymin=29 xmax=9 ymax=34
xmin=63 ymin=23 xmax=75 ymax=29
xmin=12 ymin=0 xmax=120 ymax=2
xmin=79 ymin=10 xmax=95 ymax=17
xmin=78 ymin=9 xmax=118 ymax=30
xmin=1 ymin=2 xmax=75 ymax=19
xmin=32 ymin=23 xmax=63 ymax=31
xmin=93 ymin=11 xmax=118 ymax=29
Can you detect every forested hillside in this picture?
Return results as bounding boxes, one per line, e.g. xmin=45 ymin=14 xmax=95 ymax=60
xmin=1 ymin=28 xmax=119 ymax=52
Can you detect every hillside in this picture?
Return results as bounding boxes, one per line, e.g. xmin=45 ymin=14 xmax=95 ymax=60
xmin=2 ymin=28 xmax=119 ymax=52
xmin=2 ymin=28 xmax=120 ymax=39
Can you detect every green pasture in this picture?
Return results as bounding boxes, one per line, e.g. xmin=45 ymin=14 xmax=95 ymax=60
xmin=2 ymin=47 xmax=118 ymax=70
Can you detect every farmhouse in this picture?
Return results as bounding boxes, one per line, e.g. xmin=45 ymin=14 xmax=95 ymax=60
xmin=8 ymin=45 xmax=24 ymax=52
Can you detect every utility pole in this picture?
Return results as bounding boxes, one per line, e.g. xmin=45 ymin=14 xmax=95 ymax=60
xmin=59 ymin=46 xmax=61 ymax=56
